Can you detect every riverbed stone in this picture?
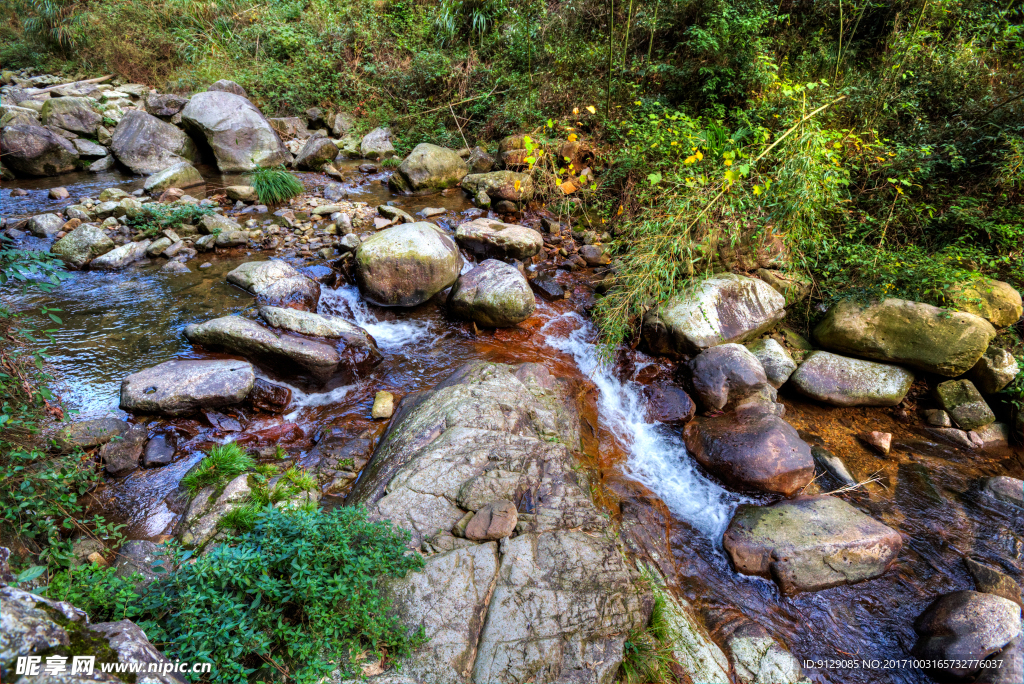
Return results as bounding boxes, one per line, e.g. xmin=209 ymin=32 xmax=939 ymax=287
xmin=968 ymin=346 xmax=1020 ymax=394
xmin=643 ymin=273 xmax=787 ymax=356
xmin=40 ymin=96 xmax=101 ymax=135
xmin=726 ymin=621 xmax=812 ymax=684
xmin=372 ymin=390 xmax=395 ymax=419
xmin=389 ymin=143 xmax=469 ymax=193
xmin=454 ymin=218 xmax=544 ymax=260
xmin=26 ymin=212 xmax=64 ymax=238
xmin=226 ymin=259 xmax=321 ymax=310
xmin=145 ymin=93 xmax=189 ymax=119
xmin=723 ymin=495 xmax=903 ymax=594
xmin=110 ymin=109 xmax=199 ymax=175
xmin=355 ymin=222 xmax=461 ymax=307
xmin=360 ymin=126 xmax=395 ymax=159
xmin=51 ymin=223 xmax=115 ymax=268
xmin=746 ymin=337 xmax=797 ymax=388
xmin=181 ymin=91 xmax=289 ymax=172
xmin=184 ymin=316 xmax=342 ymax=384
xmin=950 ymin=278 xmax=1023 ymax=328
xmin=120 ymin=359 xmax=256 ymax=416
xmin=641 ymin=384 xmax=696 ymax=424
xmin=59 ymin=416 xmax=129 ymax=448
xmin=913 ymin=591 xmax=1022 ymax=680
xmin=258 ymin=306 xmax=382 ymax=370
xmin=980 ymin=476 xmax=1023 ymax=508
xmin=0 ymin=104 xmax=40 ymax=127
xmin=294 ymin=136 xmax=339 ymax=170
xmin=100 ymin=424 xmax=147 ymax=476
xmin=143 ymin=433 xmax=176 ymax=467
xmin=0 ymin=124 xmax=78 ymax=176
xmin=72 ymin=137 xmax=107 ymax=159
xmin=688 ymin=343 xmax=775 ymax=412
xmin=146 ymin=237 xmax=173 ymax=257
xmin=965 ymin=558 xmax=1022 ymax=608
xmin=814 ymin=298 xmax=996 ymax=377
xmin=936 ymin=379 xmax=996 ymax=430
xmin=460 ymin=170 xmax=535 ymax=203
xmin=789 ymin=351 xmax=915 ymax=407
xmin=89 ymin=239 xmax=151 ymax=270
xmin=143 ymin=161 xmax=204 ymax=194
xmin=448 ymin=259 xmax=536 ymax=327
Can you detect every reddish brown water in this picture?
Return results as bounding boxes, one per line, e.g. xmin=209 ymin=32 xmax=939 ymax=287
xmin=3 ymin=169 xmax=1022 ymax=684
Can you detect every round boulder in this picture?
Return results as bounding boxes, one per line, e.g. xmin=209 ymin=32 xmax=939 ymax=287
xmin=454 ymin=218 xmax=544 ymax=261
xmin=0 ymin=124 xmax=78 ymax=176
xmin=355 ymin=222 xmax=461 ymax=307
xmin=294 ymin=136 xmax=339 ymax=171
xmin=448 ymin=259 xmax=536 ymax=327
xmin=181 ymin=91 xmax=289 ymax=173
xmin=389 ymin=143 xmax=469 ymax=193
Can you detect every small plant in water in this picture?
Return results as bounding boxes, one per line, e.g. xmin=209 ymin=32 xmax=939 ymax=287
xmin=250 ymin=166 xmax=304 ymax=205
xmin=381 ymin=156 xmax=402 ymax=169
xmin=180 ymin=442 xmax=253 ymax=496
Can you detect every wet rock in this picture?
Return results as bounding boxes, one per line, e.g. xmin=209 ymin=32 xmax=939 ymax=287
xmin=258 ymin=306 xmax=381 ymax=368
xmin=913 ymin=591 xmax=1022 ymax=680
xmin=936 ymin=378 xmax=996 ymax=430
xmin=643 ymin=273 xmax=786 ymax=356
xmin=360 ymin=126 xmax=395 ymax=159
xmin=968 ymin=346 xmax=1021 ymax=394
xmin=89 ymin=239 xmax=151 ymax=270
xmin=143 ymin=161 xmax=204 ymax=194
xmin=390 ymin=143 xmax=469 ymax=193
xmin=87 ymin=154 xmax=114 ymax=173
xmin=51 ymin=224 xmax=115 ymax=268
xmin=215 ymin=229 xmax=248 ymax=247
xmin=789 ymin=350 xmax=915 ymax=407
xmin=950 ymin=278 xmax=1023 ymax=328
xmin=461 ymin=170 xmax=535 ymax=203
xmin=100 ymin=424 xmax=147 ymax=476
xmin=530 ymin=271 xmax=565 ymax=300
xmin=294 ymin=136 xmax=338 ymax=171
xmin=181 ymin=91 xmax=289 ymax=172
xmin=978 ymin=635 xmax=1023 ymax=684
xmin=746 ymin=337 xmax=797 ymax=388
xmin=811 ymin=445 xmax=856 ymax=486
xmin=929 ymin=426 xmax=984 ymax=450
xmin=974 ymin=422 xmax=1010 ymax=446
xmin=965 ymin=558 xmax=1022 ymax=608
xmin=27 ymin=212 xmax=64 ymax=237
xmin=981 ymin=476 xmax=1023 ymax=508
xmin=177 ymin=473 xmax=252 ymax=548
xmin=72 ymin=138 xmax=107 ymax=159
xmin=455 ymin=218 xmax=544 ymax=261
xmin=684 ymin=406 xmax=814 ymax=496
xmin=194 ymin=234 xmax=216 ymax=251
xmin=114 ymin=540 xmax=166 ymax=587
xmin=146 ymin=237 xmax=173 ymax=257
xmin=120 ymin=359 xmax=256 ymax=416
xmin=145 ymin=93 xmax=188 ymax=119
xmin=688 ymin=343 xmax=775 ymax=412
xmin=0 ymin=124 xmax=79 ymax=175
xmin=859 ymin=431 xmax=892 ymax=455
xmin=40 ymin=96 xmax=101 ymax=135
xmin=226 ymin=259 xmax=321 ymax=310
xmin=464 ymin=500 xmax=518 ymax=541
xmin=184 ymin=316 xmax=342 ymax=384
xmin=355 ymin=222 xmax=461 ymax=307
xmin=143 ymin=433 xmax=176 ymax=467
xmin=578 ymin=243 xmax=610 ymax=266
xmin=814 ymin=298 xmax=996 ymax=376
xmin=246 ymin=377 xmax=292 ymax=414
xmin=110 ymin=110 xmax=199 ymax=175
xmin=723 ymin=495 xmax=903 ymax=594
xmin=924 ymin=409 xmax=952 ymax=427
xmin=59 ymin=416 xmax=129 ymax=448
xmin=641 ymin=384 xmax=696 ymax=424
xmin=725 ymin=621 xmax=812 ymax=684
xmin=372 ymin=390 xmax=395 ymax=419
xmin=448 ymin=259 xmax=536 ymax=328
xmin=378 ymin=204 xmax=415 ymax=224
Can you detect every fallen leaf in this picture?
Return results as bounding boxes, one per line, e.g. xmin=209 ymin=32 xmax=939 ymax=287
xmin=559 ymin=180 xmax=578 ymax=194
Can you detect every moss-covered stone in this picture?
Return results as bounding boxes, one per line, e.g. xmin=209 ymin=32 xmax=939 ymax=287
xmin=935 ymin=379 xmax=996 ymax=430
xmin=949 ymin=278 xmax=1023 ymax=328
xmin=789 ymin=351 xmax=914 ymax=407
xmin=354 ymin=222 xmax=462 ymax=306
xmin=389 ymin=143 xmax=469 ymax=193
xmin=447 ymin=259 xmax=536 ymax=327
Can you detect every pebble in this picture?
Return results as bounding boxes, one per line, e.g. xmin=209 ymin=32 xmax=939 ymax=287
xmin=199 ymin=262 xmax=212 ymax=269
xmin=372 ymin=391 xmax=395 ymax=419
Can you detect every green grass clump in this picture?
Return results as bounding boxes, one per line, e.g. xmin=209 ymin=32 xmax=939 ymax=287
xmin=125 ymin=204 xmax=213 ymax=237
xmin=250 ymin=166 xmax=304 ymax=206
xmin=218 ymin=465 xmax=319 ymax=534
xmin=380 ymin=156 xmax=402 ymax=169
xmin=619 ymin=579 xmax=678 ymax=684
xmin=180 ymin=442 xmax=253 ymax=497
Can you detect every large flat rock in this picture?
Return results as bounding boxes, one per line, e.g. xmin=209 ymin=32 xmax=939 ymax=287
xmin=119 ymin=359 xmax=255 ymax=416
xmin=723 ymin=495 xmax=903 ymax=594
xmin=454 ymin=218 xmax=544 ymax=261
xmin=789 ymin=351 xmax=915 ymax=407
xmin=225 ymin=260 xmax=320 ymax=310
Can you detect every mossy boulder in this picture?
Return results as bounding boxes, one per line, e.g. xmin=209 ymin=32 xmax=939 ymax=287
xmin=51 ymin=224 xmax=115 ymax=269
xmin=935 ymin=379 xmax=996 ymax=430
xmin=389 ymin=143 xmax=469 ymax=193
xmin=814 ymin=298 xmax=996 ymax=377
xmin=949 ymin=278 xmax=1022 ymax=328
xmin=354 ymin=222 xmax=462 ymax=307
xmin=40 ymin=96 xmax=102 ymax=135
xmin=143 ymin=161 xmax=204 ymax=194
xmin=454 ymin=218 xmax=544 ymax=260
xmin=447 ymin=259 xmax=536 ymax=327
xmin=461 ymin=170 xmax=535 ymax=203
xmin=789 ymin=351 xmax=915 ymax=407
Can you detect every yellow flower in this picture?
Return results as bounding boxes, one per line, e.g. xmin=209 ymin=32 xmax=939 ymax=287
xmin=724 ymin=159 xmax=732 ymax=166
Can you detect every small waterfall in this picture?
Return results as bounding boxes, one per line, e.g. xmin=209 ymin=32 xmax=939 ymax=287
xmin=542 ymin=312 xmax=744 ymax=542
xmin=318 ymin=284 xmax=436 ymax=351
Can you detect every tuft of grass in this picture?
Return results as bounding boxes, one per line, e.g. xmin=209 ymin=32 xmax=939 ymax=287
xmin=381 ymin=156 xmax=402 ymax=169
xmin=180 ymin=442 xmax=254 ymax=497
xmin=620 ymin=565 xmax=682 ymax=684
xmin=250 ymin=166 xmax=304 ymax=206
xmin=217 ymin=465 xmax=319 ymax=533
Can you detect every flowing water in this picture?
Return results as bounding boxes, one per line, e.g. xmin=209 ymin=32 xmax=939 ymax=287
xmin=3 ymin=169 xmax=1022 ymax=684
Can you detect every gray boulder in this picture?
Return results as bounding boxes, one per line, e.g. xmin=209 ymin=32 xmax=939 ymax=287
xmin=58 ymin=416 xmax=129 ymax=448
xmin=145 ymin=93 xmax=189 ymax=119
xmin=120 ymin=359 xmax=256 ymax=416
xmin=226 ymin=260 xmax=321 ymax=310
xmin=448 ymin=259 xmax=536 ymax=327
xmin=143 ymin=161 xmax=204 ymax=194
xmin=723 ymin=495 xmax=903 ymax=594
xmin=72 ymin=137 xmax=107 ymax=159
xmin=981 ymin=476 xmax=1023 ymax=508
xmin=258 ymin=306 xmax=382 ymax=370
xmin=40 ymin=96 xmax=101 ymax=135
xmin=331 ymin=111 xmax=354 ymax=136
xmin=746 ymin=337 xmax=797 ymax=388
xmin=268 ymin=116 xmax=309 ymax=140
xmin=89 ymin=155 xmax=115 ymax=172
xmin=181 ymin=91 xmax=289 ymax=172
xmin=355 ymin=222 xmax=462 ymax=307
xmin=390 ymin=143 xmax=469 ymax=193
xmin=814 ymin=298 xmax=996 ymax=376
xmin=89 ymin=239 xmax=152 ymax=270
xmin=360 ymin=126 xmax=395 ymax=159
xmin=0 ymin=104 xmax=40 ymax=127
xmin=51 ymin=224 xmax=115 ymax=268
xmin=207 ymin=79 xmax=248 ymax=98
xmin=461 ymin=170 xmax=534 ymax=203
xmin=0 ymin=124 xmax=78 ymax=176
xmin=789 ymin=351 xmax=915 ymax=407
xmin=465 ymin=146 xmax=495 ymax=173
xmin=936 ymin=379 xmax=996 ymax=430
xmin=644 ymin=274 xmax=786 ymax=356
xmin=688 ymin=343 xmax=774 ymax=412
xmin=968 ymin=346 xmax=1020 ymax=394
xmin=26 ymin=213 xmax=64 ymax=237
xmin=100 ymin=423 xmax=147 ymax=476
xmin=454 ymin=218 xmax=544 ymax=261
xmin=294 ymin=136 xmax=339 ymax=170
xmin=143 ymin=433 xmax=176 ymax=467
xmin=110 ymin=109 xmax=199 ymax=175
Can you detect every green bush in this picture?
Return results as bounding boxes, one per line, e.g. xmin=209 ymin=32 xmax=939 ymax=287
xmin=125 ymin=204 xmax=214 ymax=238
xmin=250 ymin=167 xmax=305 ymax=206
xmin=180 ymin=442 xmax=254 ymax=496
xmin=42 ymin=563 xmax=144 ymax=622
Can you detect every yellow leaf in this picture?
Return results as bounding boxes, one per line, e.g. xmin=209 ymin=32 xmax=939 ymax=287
xmin=559 ymin=180 xmax=577 ymax=194
xmin=723 ymin=159 xmax=732 ymax=166
xmin=695 ymin=151 xmax=703 ymax=161
xmin=514 ymin=180 xmax=522 ymax=192
xmin=634 ymin=100 xmax=641 ymax=105
xmin=684 ymin=156 xmax=696 ymax=165
xmin=573 ymin=107 xmax=579 ymax=114
xmin=617 ymin=205 xmax=623 ymax=215
xmin=568 ymin=133 xmax=578 ymax=142
xmin=753 ymin=185 xmax=762 ymax=195
xmin=586 ymin=105 xmax=596 ymax=114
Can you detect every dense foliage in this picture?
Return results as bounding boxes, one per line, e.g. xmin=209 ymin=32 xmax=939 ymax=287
xmin=125 ymin=203 xmax=214 ymax=237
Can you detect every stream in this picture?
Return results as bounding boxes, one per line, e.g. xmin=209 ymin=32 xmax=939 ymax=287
xmin=3 ymin=167 xmax=1022 ymax=684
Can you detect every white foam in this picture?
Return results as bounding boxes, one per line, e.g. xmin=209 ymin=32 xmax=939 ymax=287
xmin=318 ymin=284 xmax=435 ymax=351
xmin=541 ymin=312 xmax=744 ymax=542
xmin=254 ymin=372 xmax=356 ymax=422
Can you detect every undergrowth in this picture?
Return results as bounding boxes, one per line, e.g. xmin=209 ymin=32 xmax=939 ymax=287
xmin=179 ymin=442 xmax=254 ymax=496
xmin=124 ymin=204 xmax=214 ymax=238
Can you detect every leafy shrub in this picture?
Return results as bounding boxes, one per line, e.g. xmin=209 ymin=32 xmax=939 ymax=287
xmin=180 ymin=442 xmax=253 ymax=496
xmin=137 ymin=505 xmax=425 ymax=682
xmin=250 ymin=167 xmax=304 ymax=206
xmin=125 ymin=204 xmax=214 ymax=238
xmin=42 ymin=563 xmax=143 ymax=622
